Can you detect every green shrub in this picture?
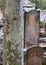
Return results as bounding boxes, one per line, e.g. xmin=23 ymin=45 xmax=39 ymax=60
xmin=40 ymin=21 xmax=44 ymax=27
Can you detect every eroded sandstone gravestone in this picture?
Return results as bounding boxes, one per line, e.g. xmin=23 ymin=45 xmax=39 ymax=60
xmin=26 ymin=46 xmax=43 ymax=65
xmin=24 ymin=10 xmax=40 ymax=48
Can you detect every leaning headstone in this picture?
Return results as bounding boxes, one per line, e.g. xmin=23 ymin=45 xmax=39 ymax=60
xmin=26 ymin=46 xmax=43 ymax=65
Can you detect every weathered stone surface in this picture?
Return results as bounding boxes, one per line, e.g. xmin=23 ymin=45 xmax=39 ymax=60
xmin=26 ymin=46 xmax=43 ymax=65
xmin=24 ymin=10 xmax=40 ymax=47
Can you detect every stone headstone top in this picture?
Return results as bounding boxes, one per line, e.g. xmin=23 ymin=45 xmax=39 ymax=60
xmin=26 ymin=46 xmax=44 ymax=65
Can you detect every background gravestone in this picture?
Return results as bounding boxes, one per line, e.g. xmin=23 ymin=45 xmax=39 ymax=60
xmin=26 ymin=46 xmax=44 ymax=65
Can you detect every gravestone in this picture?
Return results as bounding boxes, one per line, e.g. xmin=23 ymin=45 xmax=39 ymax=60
xmin=26 ymin=46 xmax=43 ymax=65
xmin=24 ymin=10 xmax=40 ymax=48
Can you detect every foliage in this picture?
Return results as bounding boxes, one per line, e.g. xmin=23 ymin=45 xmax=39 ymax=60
xmin=40 ymin=21 xmax=44 ymax=27
xmin=29 ymin=0 xmax=46 ymax=9
xmin=0 ymin=0 xmax=3 ymax=4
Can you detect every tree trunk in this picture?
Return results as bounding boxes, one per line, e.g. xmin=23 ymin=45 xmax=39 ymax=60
xmin=3 ymin=0 xmax=24 ymax=65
